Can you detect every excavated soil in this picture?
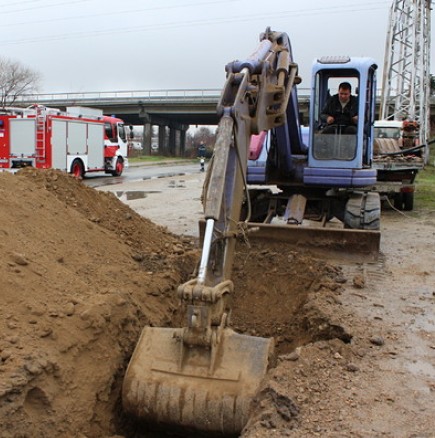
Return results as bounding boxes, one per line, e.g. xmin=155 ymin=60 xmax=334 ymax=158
xmin=1 ymin=168 xmax=434 ymax=438
xmin=0 ymin=168 xmax=200 ymax=438
xmin=0 ymin=169 xmax=343 ymax=438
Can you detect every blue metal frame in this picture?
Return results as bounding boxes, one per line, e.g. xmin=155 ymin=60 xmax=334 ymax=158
xmin=246 ymin=56 xmax=378 ymax=189
xmin=305 ymin=57 xmax=378 ymax=187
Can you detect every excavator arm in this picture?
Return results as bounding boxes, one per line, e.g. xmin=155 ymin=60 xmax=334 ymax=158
xmin=122 ymin=28 xmax=300 ymax=435
xmin=178 ymin=27 xmax=303 ymax=361
xmin=198 ymin=27 xmax=300 ymax=289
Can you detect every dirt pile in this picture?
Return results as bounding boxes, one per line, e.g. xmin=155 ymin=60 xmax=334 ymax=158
xmin=0 ymin=168 xmax=348 ymax=437
xmin=0 ymin=169 xmax=198 ymax=438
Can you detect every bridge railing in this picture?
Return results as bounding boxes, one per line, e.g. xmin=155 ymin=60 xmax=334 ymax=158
xmin=15 ymin=87 xmax=313 ymax=104
xmin=16 ymin=88 xmax=222 ymax=104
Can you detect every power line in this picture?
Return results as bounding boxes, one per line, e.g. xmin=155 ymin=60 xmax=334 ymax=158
xmin=1 ymin=0 xmax=92 ymax=14
xmin=0 ymin=2 xmax=391 ymax=46
xmin=0 ymin=0 xmax=236 ymax=27
xmin=3 ymin=0 xmax=50 ymax=6
xmin=2 ymin=0 xmax=58 ymax=7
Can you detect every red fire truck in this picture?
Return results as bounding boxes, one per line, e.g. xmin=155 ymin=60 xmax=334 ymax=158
xmin=0 ymin=104 xmax=128 ymax=178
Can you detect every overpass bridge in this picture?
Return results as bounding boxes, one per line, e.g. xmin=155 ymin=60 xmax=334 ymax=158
xmin=16 ymin=89 xmax=227 ymax=156
xmin=17 ymin=88 xmax=231 ymax=126
xmin=16 ymin=88 xmax=312 ymax=156
xmin=16 ymin=88 xmax=434 ymax=156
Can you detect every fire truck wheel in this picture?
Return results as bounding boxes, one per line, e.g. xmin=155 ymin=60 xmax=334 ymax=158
xmin=71 ymin=159 xmax=85 ymax=179
xmin=111 ymin=158 xmax=124 ymax=177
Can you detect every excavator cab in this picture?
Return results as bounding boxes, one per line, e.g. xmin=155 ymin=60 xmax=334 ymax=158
xmin=305 ymin=56 xmax=378 ymax=186
xmin=245 ymin=55 xmax=381 ymax=233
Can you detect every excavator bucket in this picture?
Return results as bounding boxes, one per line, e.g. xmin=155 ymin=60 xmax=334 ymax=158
xmin=122 ymin=326 xmax=274 ymax=435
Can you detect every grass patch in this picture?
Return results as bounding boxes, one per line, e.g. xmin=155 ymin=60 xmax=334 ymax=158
xmin=415 ymin=164 xmax=435 ymax=211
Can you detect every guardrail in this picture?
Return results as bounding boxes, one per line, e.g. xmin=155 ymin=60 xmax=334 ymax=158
xmin=13 ymin=87 xmax=404 ymax=113
xmin=15 ymin=87 xmax=314 ymax=104
xmin=16 ymin=89 xmax=222 ymax=104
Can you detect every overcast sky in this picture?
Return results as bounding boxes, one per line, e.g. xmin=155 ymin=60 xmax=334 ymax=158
xmin=0 ymin=0 xmax=432 ymax=94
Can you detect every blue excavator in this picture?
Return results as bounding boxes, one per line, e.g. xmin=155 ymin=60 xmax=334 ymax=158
xmin=122 ymin=28 xmax=380 ymax=435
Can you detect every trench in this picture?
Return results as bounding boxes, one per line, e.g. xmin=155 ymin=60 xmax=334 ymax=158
xmin=114 ymin=241 xmax=351 ymax=438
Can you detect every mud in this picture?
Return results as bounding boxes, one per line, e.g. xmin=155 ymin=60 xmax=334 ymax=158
xmin=0 ymin=168 xmax=434 ymax=437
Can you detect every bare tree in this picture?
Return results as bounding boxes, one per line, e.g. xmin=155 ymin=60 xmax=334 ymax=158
xmin=185 ymin=126 xmax=216 ymax=157
xmin=192 ymin=126 xmax=215 ymax=147
xmin=0 ymin=57 xmax=41 ymax=107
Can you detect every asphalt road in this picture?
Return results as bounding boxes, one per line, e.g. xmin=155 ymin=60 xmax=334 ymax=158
xmin=83 ymin=161 xmax=201 ymax=189
xmin=93 ymin=164 xmax=207 ymax=237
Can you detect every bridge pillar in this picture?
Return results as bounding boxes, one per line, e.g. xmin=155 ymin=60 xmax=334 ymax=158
xmin=180 ymin=128 xmax=186 ymax=157
xmin=142 ymin=122 xmax=152 ymax=155
xmin=140 ymin=111 xmax=153 ymax=156
xmin=167 ymin=123 xmax=189 ymax=157
xmin=180 ymin=125 xmax=188 ymax=157
xmin=158 ymin=125 xmax=169 ymax=156
xmin=169 ymin=127 xmax=177 ymax=156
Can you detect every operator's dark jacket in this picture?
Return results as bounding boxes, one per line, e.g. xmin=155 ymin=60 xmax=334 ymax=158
xmin=321 ymin=94 xmax=358 ymax=127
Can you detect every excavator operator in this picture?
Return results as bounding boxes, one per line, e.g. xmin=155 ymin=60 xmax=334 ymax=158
xmin=321 ymin=81 xmax=358 ymax=134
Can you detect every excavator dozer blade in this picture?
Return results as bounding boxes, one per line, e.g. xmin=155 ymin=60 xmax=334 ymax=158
xmin=245 ymin=222 xmax=381 ymax=259
xmin=122 ymin=326 xmax=274 ymax=435
xmin=199 ymin=220 xmax=381 ymax=261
